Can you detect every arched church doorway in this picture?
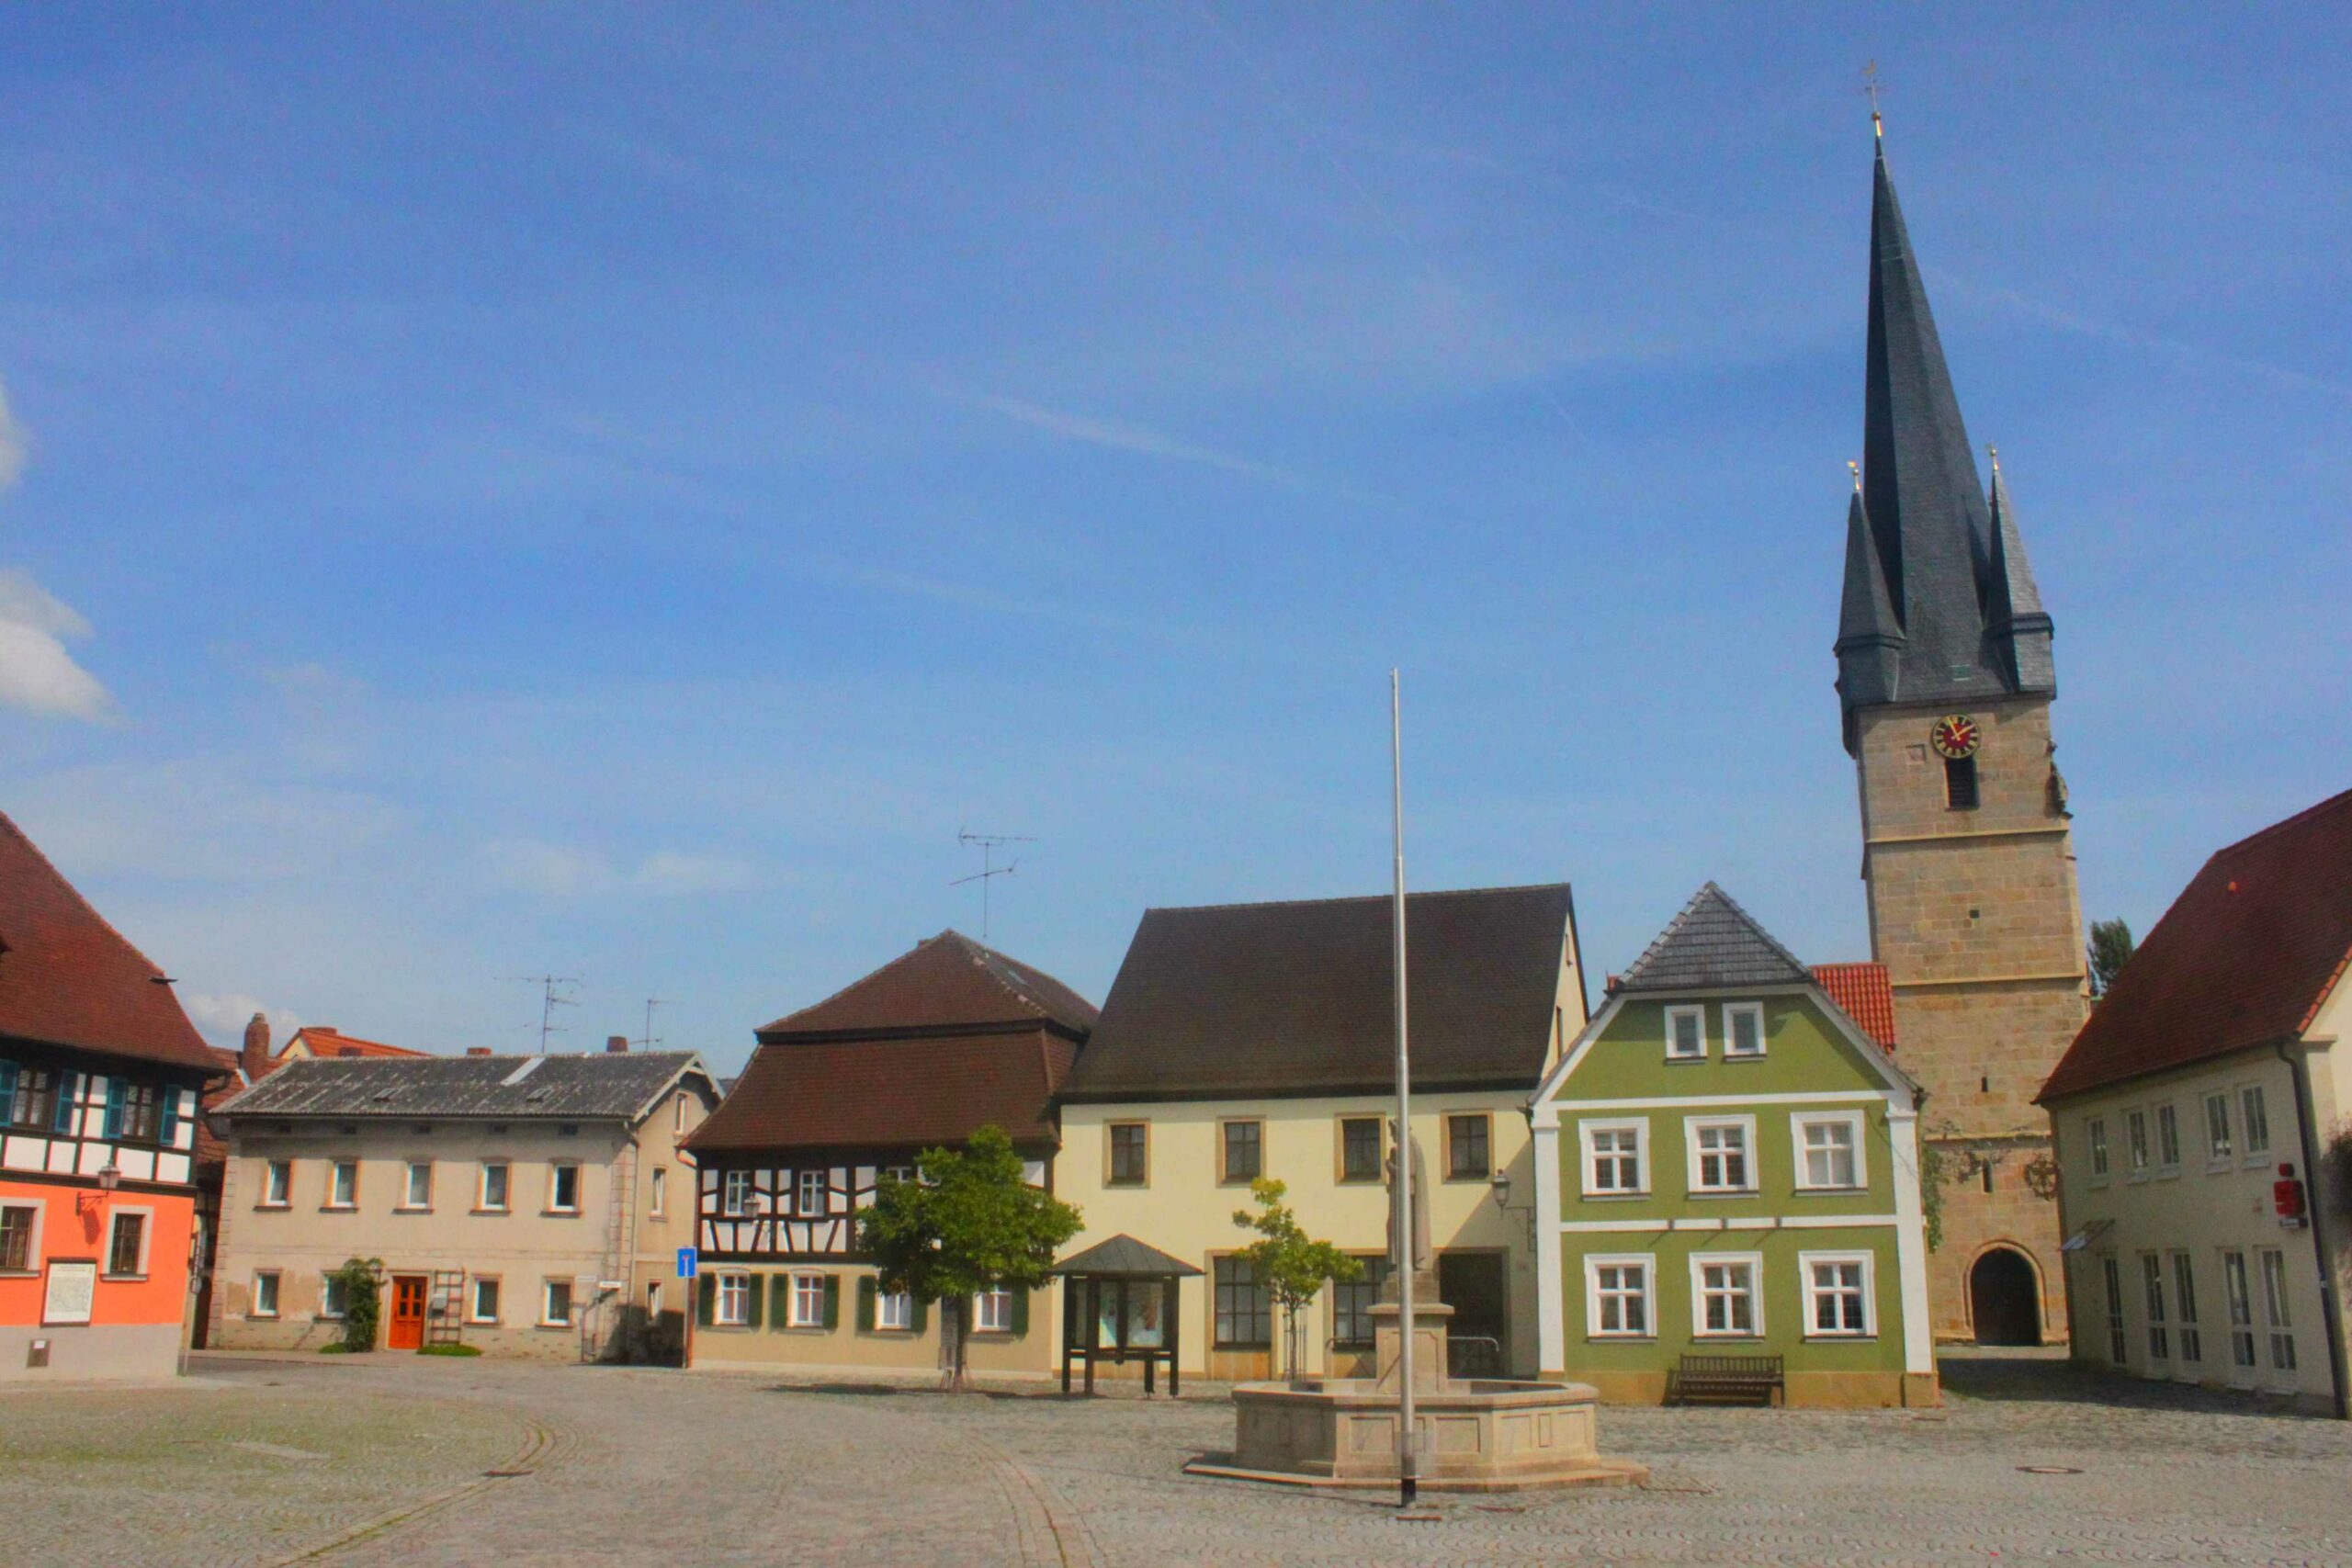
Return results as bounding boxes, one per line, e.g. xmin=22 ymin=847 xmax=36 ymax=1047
xmin=1969 ymin=1247 xmax=2041 ymax=1346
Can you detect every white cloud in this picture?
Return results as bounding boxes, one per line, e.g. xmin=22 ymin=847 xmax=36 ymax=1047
xmin=0 ymin=380 xmax=24 ymax=490
xmin=483 ymin=838 xmax=755 ymax=897
xmin=181 ymin=991 xmax=301 ymax=1053
xmin=0 ymin=379 xmax=114 ymax=722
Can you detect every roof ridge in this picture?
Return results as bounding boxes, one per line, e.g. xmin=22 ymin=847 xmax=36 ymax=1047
xmin=935 ymin=929 xmax=1053 ymax=1021
xmin=2207 ymin=785 xmax=2352 ymax=860
xmin=0 ymin=810 xmax=176 ymax=994
xmin=1146 ymin=882 xmax=1571 ymax=916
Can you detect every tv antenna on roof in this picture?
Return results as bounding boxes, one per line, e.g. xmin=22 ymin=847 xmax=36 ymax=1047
xmin=637 ymin=997 xmax=668 ymax=1053
xmin=503 ymin=975 xmax=580 ymax=1054
xmin=951 ymin=829 xmax=1034 ymax=943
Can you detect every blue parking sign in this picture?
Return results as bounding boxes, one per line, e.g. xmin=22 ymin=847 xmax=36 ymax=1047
xmin=677 ymin=1247 xmax=697 ymax=1279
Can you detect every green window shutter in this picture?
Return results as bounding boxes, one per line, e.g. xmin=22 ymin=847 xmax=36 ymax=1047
xmin=696 ymin=1274 xmax=715 ymax=1326
xmin=53 ymin=1071 xmax=78 ymax=1134
xmin=0 ymin=1062 xmax=16 ymax=1127
xmin=911 ymin=1295 xmax=929 ymax=1333
xmin=160 ymin=1087 xmax=183 ymax=1148
xmin=857 ymin=1276 xmax=877 ymax=1332
xmin=1011 ymin=1286 xmax=1030 ymax=1337
xmin=103 ymin=1077 xmax=127 ymax=1139
xmin=746 ymin=1272 xmax=766 ymax=1329
xmin=769 ymin=1275 xmax=791 ymax=1329
xmin=821 ymin=1274 xmax=840 ymax=1330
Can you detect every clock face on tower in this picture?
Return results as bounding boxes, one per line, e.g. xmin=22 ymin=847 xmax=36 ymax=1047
xmin=1929 ymin=715 xmax=1981 ymax=760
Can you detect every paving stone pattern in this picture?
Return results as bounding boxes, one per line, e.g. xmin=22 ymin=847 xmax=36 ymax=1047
xmin=14 ymin=1351 xmax=2350 ymax=1566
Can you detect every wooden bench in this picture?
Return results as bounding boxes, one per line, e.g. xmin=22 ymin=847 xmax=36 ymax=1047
xmin=1665 ymin=1353 xmax=1784 ymax=1406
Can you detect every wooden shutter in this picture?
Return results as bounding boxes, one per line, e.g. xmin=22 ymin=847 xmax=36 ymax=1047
xmin=160 ymin=1088 xmax=183 ymax=1149
xmin=768 ymin=1274 xmax=790 ymax=1329
xmin=103 ymin=1077 xmax=127 ymax=1139
xmin=745 ymin=1272 xmax=766 ymax=1329
xmin=821 ymin=1274 xmax=840 ymax=1329
xmin=857 ymin=1276 xmax=877 ymax=1332
xmin=0 ymin=1063 xmax=15 ymax=1127
xmin=1011 ymin=1286 xmax=1030 ymax=1337
xmin=52 ymin=1071 xmax=77 ymax=1134
xmin=911 ymin=1294 xmax=929 ymax=1333
xmin=696 ymin=1273 xmax=715 ymax=1327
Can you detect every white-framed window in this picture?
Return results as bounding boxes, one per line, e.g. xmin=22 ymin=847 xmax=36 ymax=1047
xmin=2124 ymin=1109 xmax=2150 ymax=1178
xmin=791 ymin=1271 xmax=828 ymax=1327
xmin=2258 ymin=1249 xmax=2296 ymax=1372
xmin=1792 ymin=1111 xmax=1866 ymax=1190
xmin=1579 ymin=1120 xmax=1647 ymax=1196
xmin=650 ymin=1168 xmax=667 ymax=1218
xmin=328 ymin=1159 xmax=358 ymax=1208
xmin=1690 ymin=1253 xmax=1763 ymax=1337
xmin=1686 ymin=1116 xmax=1756 ymax=1194
xmin=1584 ymin=1255 xmax=1653 ymax=1338
xmin=1664 ymin=1005 xmax=1706 ymax=1061
xmin=2201 ymin=1092 xmax=2233 ymax=1166
xmin=1799 ymin=1251 xmax=1874 ymax=1337
xmin=2101 ymin=1255 xmax=2127 ymax=1363
xmin=797 ymin=1168 xmax=828 ymax=1215
xmin=673 ymin=1093 xmax=688 ymax=1136
xmin=321 ymin=1272 xmax=351 ymax=1319
xmin=721 ymin=1169 xmax=752 ymax=1216
xmin=2240 ymin=1086 xmax=2271 ymax=1161
xmin=548 ymin=1162 xmax=581 ymax=1213
xmin=0 ymin=1201 xmax=37 ymax=1274
xmin=469 ymin=1276 xmax=502 ymax=1324
xmin=717 ymin=1271 xmax=752 ymax=1325
xmin=2086 ymin=1117 xmax=2109 ymax=1184
xmin=2141 ymin=1253 xmax=2169 ymax=1360
xmin=401 ymin=1160 xmax=433 ymax=1211
xmin=251 ymin=1270 xmax=280 ymax=1319
xmin=2172 ymin=1253 xmax=2202 ymax=1364
xmin=2222 ymin=1248 xmax=2257 ymax=1370
xmin=2154 ymin=1103 xmax=2181 ymax=1175
xmin=974 ymin=1286 xmax=1014 ymax=1334
xmin=876 ymin=1289 xmax=913 ymax=1331
xmin=479 ymin=1160 xmax=510 ymax=1213
xmin=541 ymin=1278 xmax=574 ymax=1327
xmin=1723 ymin=1001 xmax=1767 ymax=1058
xmin=262 ymin=1159 xmax=292 ymax=1207
xmin=104 ymin=1207 xmax=152 ymax=1279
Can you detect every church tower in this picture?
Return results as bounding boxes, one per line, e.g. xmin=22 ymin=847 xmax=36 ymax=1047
xmin=1835 ymin=123 xmax=2087 ymax=1345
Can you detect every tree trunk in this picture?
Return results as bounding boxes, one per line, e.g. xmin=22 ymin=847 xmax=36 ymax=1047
xmin=941 ymin=1296 xmax=968 ymax=1393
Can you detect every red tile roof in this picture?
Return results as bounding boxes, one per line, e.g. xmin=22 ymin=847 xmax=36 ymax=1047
xmin=756 ymin=931 xmax=1096 ymax=1042
xmin=196 ymin=1047 xmax=243 ymax=1182
xmin=2040 ymin=787 xmax=2352 ymax=1103
xmin=0 ymin=811 xmax=221 ymax=1074
xmin=283 ymin=1028 xmax=425 ymax=1061
xmin=1812 ymin=963 xmax=1898 ymax=1049
xmin=689 ymin=1029 xmax=1074 ymax=1152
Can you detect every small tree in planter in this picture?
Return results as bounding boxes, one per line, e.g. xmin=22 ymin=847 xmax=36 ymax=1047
xmin=858 ymin=1125 xmax=1081 ymax=1392
xmin=326 ymin=1258 xmax=384 ymax=1352
xmin=1230 ymin=1179 xmax=1360 ymax=1382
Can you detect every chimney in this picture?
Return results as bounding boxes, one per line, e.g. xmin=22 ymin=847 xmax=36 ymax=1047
xmin=241 ymin=1012 xmax=272 ymax=1081
xmin=466 ymin=1047 xmax=492 ymax=1057
xmin=605 ymin=1034 xmax=629 ymax=1055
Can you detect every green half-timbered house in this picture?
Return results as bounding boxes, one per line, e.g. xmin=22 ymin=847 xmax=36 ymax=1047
xmin=1529 ymin=885 xmax=1938 ymax=1408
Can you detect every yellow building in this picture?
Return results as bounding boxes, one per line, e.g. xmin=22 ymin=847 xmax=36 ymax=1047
xmin=1056 ymin=885 xmax=1588 ymax=1382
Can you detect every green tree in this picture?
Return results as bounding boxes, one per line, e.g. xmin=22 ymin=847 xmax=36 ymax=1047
xmin=1230 ymin=1178 xmax=1363 ymax=1382
xmin=2086 ymin=918 xmax=2135 ymax=998
xmin=857 ymin=1124 xmax=1081 ymax=1391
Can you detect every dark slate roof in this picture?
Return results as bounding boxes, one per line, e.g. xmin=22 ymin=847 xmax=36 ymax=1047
xmin=0 ymin=811 xmax=222 ymax=1075
xmin=1059 ymin=884 xmax=1577 ymax=1101
xmin=686 ymin=1030 xmax=1073 ymax=1153
xmin=1838 ymin=130 xmax=2055 ymax=731
xmin=214 ymin=1051 xmax=709 ymax=1122
xmin=1614 ymin=884 xmax=1811 ymax=994
xmin=756 ymin=931 xmax=1097 ymax=1043
xmin=1050 ymin=1234 xmax=1203 ymax=1278
xmin=2040 ymin=788 xmax=2352 ymax=1103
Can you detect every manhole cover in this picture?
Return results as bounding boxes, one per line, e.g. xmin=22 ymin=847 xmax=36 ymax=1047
xmin=2018 ymin=1465 xmax=2084 ymax=1475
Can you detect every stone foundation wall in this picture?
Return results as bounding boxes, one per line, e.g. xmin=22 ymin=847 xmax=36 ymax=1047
xmin=1577 ymin=1366 xmax=1939 ymax=1409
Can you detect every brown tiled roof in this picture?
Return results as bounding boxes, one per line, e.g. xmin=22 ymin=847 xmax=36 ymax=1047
xmin=686 ymin=1030 xmax=1073 ymax=1152
xmin=2039 ymin=787 xmax=2352 ymax=1103
xmin=196 ymin=1046 xmax=243 ymax=1183
xmin=0 ymin=811 xmax=220 ymax=1074
xmin=1812 ymin=963 xmax=1898 ymax=1049
xmin=1060 ymin=884 xmax=1577 ymax=1102
xmin=757 ymin=931 xmax=1097 ymax=1042
xmin=282 ymin=1027 xmax=425 ymax=1060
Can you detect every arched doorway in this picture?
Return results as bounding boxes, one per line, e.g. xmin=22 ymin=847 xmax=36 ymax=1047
xmin=1969 ymin=1247 xmax=2041 ymax=1346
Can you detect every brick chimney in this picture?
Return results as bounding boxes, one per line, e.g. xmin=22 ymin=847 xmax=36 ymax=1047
xmin=605 ymin=1034 xmax=629 ymax=1055
xmin=466 ymin=1047 xmax=492 ymax=1056
xmin=241 ymin=1012 xmax=272 ymax=1081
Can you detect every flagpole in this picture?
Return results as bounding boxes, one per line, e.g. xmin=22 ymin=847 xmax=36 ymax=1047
xmin=1390 ymin=669 xmax=1419 ymax=1507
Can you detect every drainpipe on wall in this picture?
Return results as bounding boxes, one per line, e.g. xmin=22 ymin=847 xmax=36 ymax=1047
xmin=2277 ymin=1040 xmax=2349 ymax=1421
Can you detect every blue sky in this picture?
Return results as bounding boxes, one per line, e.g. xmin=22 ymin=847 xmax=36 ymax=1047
xmin=2 ymin=6 xmax=2346 ymax=1072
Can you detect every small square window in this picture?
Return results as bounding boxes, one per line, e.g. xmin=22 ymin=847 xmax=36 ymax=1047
xmin=328 ymin=1160 xmax=358 ymax=1208
xmin=1688 ymin=1118 xmax=1755 ymax=1193
xmin=1339 ymin=1117 xmax=1384 ymax=1183
xmin=717 ymin=1272 xmax=751 ymax=1326
xmin=721 ymin=1169 xmax=752 ymax=1216
xmin=251 ymin=1270 xmax=280 ymax=1318
xmin=321 ymin=1273 xmax=351 ymax=1319
xmin=469 ymin=1277 xmax=502 ymax=1324
xmin=1221 ymin=1121 xmax=1263 ymax=1185
xmin=1723 ymin=1003 xmax=1766 ymax=1059
xmin=263 ymin=1159 xmax=292 ymax=1207
xmin=1445 ymin=1113 xmax=1492 ymax=1180
xmin=797 ymin=1168 xmax=828 ymax=1214
xmin=0 ymin=1205 xmax=35 ymax=1272
xmin=876 ymin=1289 xmax=912 ymax=1331
xmin=1664 ymin=1006 xmax=1706 ymax=1061
xmin=1587 ymin=1256 xmax=1653 ymax=1337
xmin=1793 ymin=1113 xmax=1865 ymax=1190
xmin=1802 ymin=1254 xmax=1873 ymax=1337
xmin=549 ymin=1163 xmax=581 ymax=1213
xmin=792 ymin=1272 xmax=829 ymax=1328
xmin=542 ymin=1278 xmax=574 ymax=1327
xmin=1583 ymin=1122 xmax=1646 ymax=1195
xmin=973 ymin=1286 xmax=1014 ymax=1334
xmin=480 ymin=1161 xmax=510 ymax=1212
xmin=1107 ymin=1123 xmax=1148 ymax=1187
xmin=402 ymin=1161 xmax=433 ymax=1210
xmin=1693 ymin=1256 xmax=1762 ymax=1337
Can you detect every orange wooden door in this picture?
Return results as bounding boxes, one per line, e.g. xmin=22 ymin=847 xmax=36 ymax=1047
xmin=388 ymin=1275 xmax=427 ymax=1349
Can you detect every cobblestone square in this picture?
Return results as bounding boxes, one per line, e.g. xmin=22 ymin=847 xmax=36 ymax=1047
xmin=4 ymin=1351 xmax=2346 ymax=1566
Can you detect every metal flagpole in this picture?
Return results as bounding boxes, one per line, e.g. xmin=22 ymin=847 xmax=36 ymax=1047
xmin=1390 ymin=670 xmax=1419 ymax=1507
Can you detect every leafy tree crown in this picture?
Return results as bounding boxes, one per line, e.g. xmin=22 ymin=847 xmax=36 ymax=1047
xmin=857 ymin=1124 xmax=1081 ymax=1304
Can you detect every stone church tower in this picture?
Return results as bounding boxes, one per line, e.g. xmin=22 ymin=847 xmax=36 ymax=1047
xmin=1834 ymin=126 xmax=2088 ymax=1345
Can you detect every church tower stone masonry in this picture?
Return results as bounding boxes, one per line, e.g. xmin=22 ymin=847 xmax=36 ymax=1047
xmin=1835 ymin=126 xmax=2087 ymax=1345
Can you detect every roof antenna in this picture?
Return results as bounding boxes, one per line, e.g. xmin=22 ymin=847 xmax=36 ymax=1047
xmin=1862 ymin=60 xmax=1884 ymax=139
xmin=503 ymin=974 xmax=580 ymax=1055
xmin=952 ymin=829 xmax=1034 ymax=944
xmin=637 ymin=997 xmax=668 ymax=1053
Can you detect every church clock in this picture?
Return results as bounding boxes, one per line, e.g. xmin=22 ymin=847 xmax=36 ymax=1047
xmin=1928 ymin=715 xmax=1980 ymax=760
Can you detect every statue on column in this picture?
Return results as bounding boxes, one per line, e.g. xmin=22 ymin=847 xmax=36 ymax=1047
xmin=1385 ymin=1121 xmax=1431 ymax=1278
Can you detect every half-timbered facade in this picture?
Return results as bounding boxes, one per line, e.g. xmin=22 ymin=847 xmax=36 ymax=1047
xmin=682 ymin=931 xmax=1093 ymax=1373
xmin=1 ymin=811 xmax=228 ymax=1381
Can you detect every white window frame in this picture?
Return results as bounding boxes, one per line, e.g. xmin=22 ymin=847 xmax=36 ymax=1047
xmin=469 ymin=1276 xmax=503 ymax=1325
xmin=2258 ymin=1247 xmax=2296 ymax=1373
xmin=1685 ymin=1114 xmax=1758 ymax=1195
xmin=262 ymin=1159 xmax=292 ymax=1207
xmin=973 ymin=1285 xmax=1014 ymax=1334
xmin=721 ymin=1168 xmax=752 ymax=1216
xmin=1722 ymin=1001 xmax=1768 ymax=1059
xmin=1689 ymin=1252 xmax=1765 ymax=1338
xmin=401 ymin=1160 xmax=433 ymax=1212
xmin=1798 ymin=1250 xmax=1875 ymax=1338
xmin=2140 ymin=1251 xmax=2170 ymax=1361
xmin=479 ymin=1160 xmax=510 ymax=1213
xmin=790 ymin=1271 xmax=828 ymax=1327
xmin=717 ymin=1271 xmax=752 ymax=1326
xmin=320 ymin=1271 xmax=351 ymax=1320
xmin=250 ymin=1269 xmax=280 ymax=1319
xmin=548 ymin=1161 xmax=582 ymax=1214
xmin=2201 ymin=1091 xmax=2233 ymax=1168
xmin=2124 ymin=1108 xmax=2150 ymax=1179
xmin=673 ymin=1093 xmax=688 ymax=1136
xmin=540 ymin=1277 xmax=574 ymax=1327
xmin=0 ymin=1200 xmax=44 ymax=1276
xmin=797 ymin=1168 xmax=828 ymax=1215
xmin=2086 ymin=1117 xmax=2109 ymax=1185
xmin=650 ymin=1167 xmax=667 ymax=1218
xmin=1582 ymin=1253 xmax=1655 ymax=1339
xmin=1791 ymin=1110 xmax=1868 ymax=1192
xmin=1663 ymin=1004 xmax=1707 ymax=1062
xmin=2239 ymin=1085 xmax=2272 ymax=1164
xmin=102 ymin=1205 xmax=153 ymax=1279
xmin=2154 ymin=1102 xmax=2182 ymax=1176
xmin=1578 ymin=1118 xmax=1649 ymax=1198
xmin=328 ymin=1158 xmax=358 ymax=1209
xmin=876 ymin=1288 xmax=913 ymax=1331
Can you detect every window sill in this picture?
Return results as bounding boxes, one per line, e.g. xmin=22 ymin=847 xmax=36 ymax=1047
xmin=1578 ymin=1190 xmax=1652 ymax=1201
xmin=254 ymin=1201 xmax=290 ymax=1212
xmin=1443 ymin=1173 xmax=1492 ymax=1185
xmin=1216 ymin=1177 xmax=1261 ymax=1188
xmin=1791 ymin=1186 xmax=1868 ymax=1197
xmin=322 ymin=1204 xmax=358 ymax=1213
xmin=2242 ymin=1156 xmax=2273 ymax=1169
xmin=534 ymin=1322 xmax=572 ymax=1331
xmin=247 ymin=1313 xmax=279 ymax=1321
xmin=1724 ymin=1054 xmax=1769 ymax=1064
xmin=543 ymin=1209 xmax=582 ymax=1218
xmin=0 ymin=1269 xmax=39 ymax=1280
xmin=1104 ymin=1181 xmax=1148 ymax=1190
xmin=1213 ymin=1345 xmax=1272 ymax=1354
xmin=102 ymin=1273 xmax=148 ymax=1283
xmin=1663 ymin=1055 xmax=1708 ymax=1066
xmin=1802 ymin=1333 xmax=1878 ymax=1344
xmin=393 ymin=1206 xmax=432 ymax=1214
xmin=470 ymin=1208 xmax=510 ymax=1216
xmin=2155 ymin=1168 xmax=2182 ymax=1181
xmin=1690 ymin=1190 xmax=1760 ymax=1200
xmin=467 ymin=1319 xmax=501 ymax=1328
xmin=1588 ymin=1334 xmax=1657 ymax=1343
xmin=1336 ymin=1177 xmax=1382 ymax=1186
xmin=1690 ymin=1333 xmax=1767 ymax=1342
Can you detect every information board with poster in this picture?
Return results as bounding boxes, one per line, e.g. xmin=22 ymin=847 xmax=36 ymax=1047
xmin=43 ymin=1259 xmax=97 ymax=1325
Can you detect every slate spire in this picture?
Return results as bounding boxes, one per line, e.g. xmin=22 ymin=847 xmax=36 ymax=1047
xmin=1835 ymin=477 xmax=1903 ymax=716
xmin=1984 ymin=453 xmax=2055 ymax=693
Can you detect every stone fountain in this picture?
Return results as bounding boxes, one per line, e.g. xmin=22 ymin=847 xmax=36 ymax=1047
xmin=1186 ymin=1138 xmax=1645 ymax=1494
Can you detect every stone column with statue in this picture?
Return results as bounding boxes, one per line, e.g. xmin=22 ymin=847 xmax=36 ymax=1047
xmin=1369 ymin=1121 xmax=1451 ymax=1393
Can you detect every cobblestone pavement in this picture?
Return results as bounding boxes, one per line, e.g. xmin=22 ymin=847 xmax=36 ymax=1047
xmin=17 ymin=1349 xmax=2348 ymax=1567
